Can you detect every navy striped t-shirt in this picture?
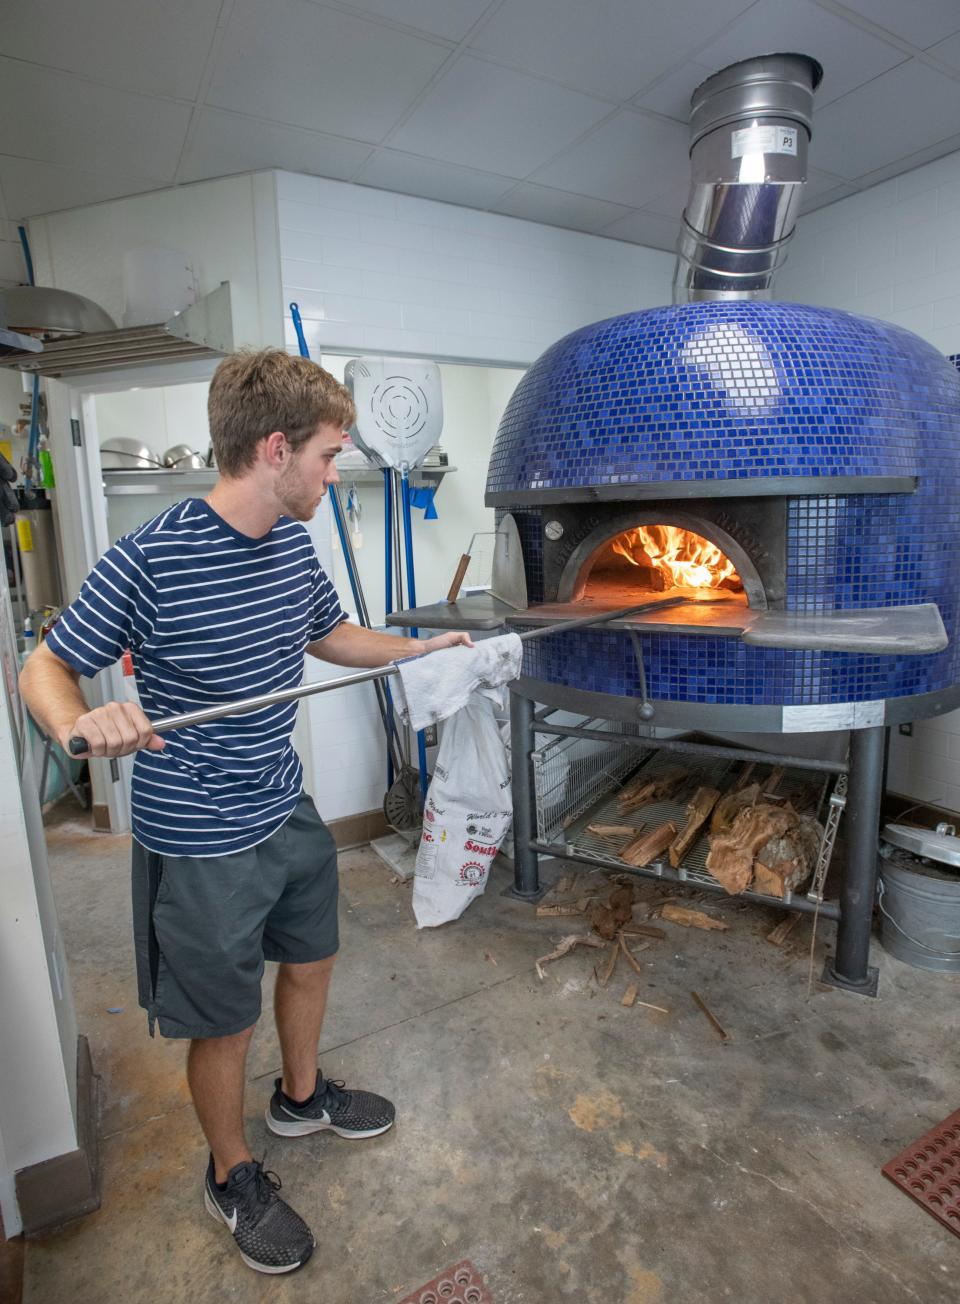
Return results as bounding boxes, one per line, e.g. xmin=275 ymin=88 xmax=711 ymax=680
xmin=46 ymin=498 xmax=346 ymax=857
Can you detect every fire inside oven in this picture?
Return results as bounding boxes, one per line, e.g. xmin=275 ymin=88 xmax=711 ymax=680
xmin=572 ymin=524 xmax=747 ymax=607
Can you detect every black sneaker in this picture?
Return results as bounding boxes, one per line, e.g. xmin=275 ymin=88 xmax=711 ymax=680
xmin=266 ymin=1073 xmax=395 ymax=1140
xmin=203 ymin=1156 xmax=315 ymax=1274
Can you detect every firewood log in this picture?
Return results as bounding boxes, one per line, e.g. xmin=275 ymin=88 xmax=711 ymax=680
xmin=668 ymin=785 xmax=721 ymax=868
xmin=619 ymin=821 xmax=677 ymax=868
xmin=709 ymin=782 xmax=761 ymax=835
xmin=618 ymin=767 xmax=686 ymax=815
xmin=587 ymin=883 xmax=636 ymax=939
xmin=753 ymin=815 xmax=823 ymax=898
xmin=761 ymin=765 xmax=785 ymax=796
xmin=705 ymin=802 xmax=795 ymax=895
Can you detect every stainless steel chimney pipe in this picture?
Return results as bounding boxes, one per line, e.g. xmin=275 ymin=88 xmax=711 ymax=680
xmin=673 ymin=53 xmax=822 ymax=303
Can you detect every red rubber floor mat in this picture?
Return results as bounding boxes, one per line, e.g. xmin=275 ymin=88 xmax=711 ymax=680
xmin=397 ymin=1260 xmax=494 ymax=1304
xmin=881 ymin=1106 xmax=960 ymax=1240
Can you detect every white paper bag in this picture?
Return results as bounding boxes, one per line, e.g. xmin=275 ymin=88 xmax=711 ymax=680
xmin=412 ymin=696 xmax=513 ymax=928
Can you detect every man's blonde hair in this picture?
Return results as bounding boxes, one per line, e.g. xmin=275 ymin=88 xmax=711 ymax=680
xmin=208 ymin=349 xmax=355 ymax=477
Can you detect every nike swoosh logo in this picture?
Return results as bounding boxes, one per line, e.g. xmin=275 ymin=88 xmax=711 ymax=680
xmin=281 ymin=1103 xmax=331 ymax=1125
xmin=225 ymin=1207 xmax=238 ymax=1233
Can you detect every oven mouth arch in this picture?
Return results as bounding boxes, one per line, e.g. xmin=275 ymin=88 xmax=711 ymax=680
xmin=557 ymin=507 xmax=769 ymax=610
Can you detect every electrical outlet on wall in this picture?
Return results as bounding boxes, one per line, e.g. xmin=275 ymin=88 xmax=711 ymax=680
xmin=423 ymin=724 xmax=438 ymax=748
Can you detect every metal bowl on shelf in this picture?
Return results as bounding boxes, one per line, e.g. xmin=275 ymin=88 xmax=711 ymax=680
xmin=162 ymin=443 xmax=207 ymax=470
xmin=100 ymin=437 xmax=162 ymax=469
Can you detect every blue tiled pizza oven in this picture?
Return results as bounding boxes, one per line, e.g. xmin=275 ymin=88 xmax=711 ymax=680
xmin=486 ymin=300 xmax=960 ymax=711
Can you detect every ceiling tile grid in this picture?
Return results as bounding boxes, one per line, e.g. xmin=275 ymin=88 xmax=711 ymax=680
xmin=3 ymin=0 xmax=960 ymax=257
xmin=388 ymin=55 xmax=613 ymax=176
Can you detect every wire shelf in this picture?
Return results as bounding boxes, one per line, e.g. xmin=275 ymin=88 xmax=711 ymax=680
xmin=543 ymin=746 xmax=837 ymax=909
xmin=532 ymin=715 xmax=645 ymax=844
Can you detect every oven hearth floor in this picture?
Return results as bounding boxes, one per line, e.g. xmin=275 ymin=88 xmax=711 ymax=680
xmin=549 ymin=751 xmax=837 ymax=912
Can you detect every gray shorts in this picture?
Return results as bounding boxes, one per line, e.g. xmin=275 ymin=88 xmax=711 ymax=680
xmin=132 ymin=793 xmax=339 ymax=1039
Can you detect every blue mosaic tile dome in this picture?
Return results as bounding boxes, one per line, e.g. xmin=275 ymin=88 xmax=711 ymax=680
xmin=487 ymin=300 xmax=960 ymax=711
xmin=487 ymin=300 xmax=960 ymax=496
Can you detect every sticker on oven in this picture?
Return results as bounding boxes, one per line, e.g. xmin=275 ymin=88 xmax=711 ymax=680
xmin=731 ymin=125 xmax=797 ymax=158
xmin=781 ymin=700 xmax=885 ymax=732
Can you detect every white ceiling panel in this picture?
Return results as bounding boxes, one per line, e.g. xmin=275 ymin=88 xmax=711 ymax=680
xmin=633 ymin=61 xmax=713 ymax=121
xmin=208 ymin=0 xmax=450 ymax=140
xmin=316 ymin=0 xmax=493 ymax=43
xmin=853 ymin=128 xmax=960 ymax=192
xmin=599 ymin=209 xmax=678 ymax=251
xmin=830 ymin=0 xmax=960 ymax=48
xmin=180 ymin=110 xmax=374 ymax=184
xmin=0 ymin=155 xmax=161 ymax=218
xmin=800 ymin=165 xmax=859 ymax=206
xmin=641 ymin=176 xmax=691 ymax=218
xmin=470 ymin=0 xmax=754 ymax=102
xmin=928 ymin=31 xmax=960 ymax=70
xmin=357 ymin=150 xmax=515 ymax=207
xmin=531 ymin=110 xmax=689 ymax=209
xmin=390 ymin=56 xmax=612 ymax=177
xmin=0 ymin=58 xmax=188 ymax=180
xmin=491 ymin=183 xmax=630 ymax=231
xmin=0 ymin=0 xmax=222 ymax=101
xmin=801 ymin=179 xmax=860 ymax=211
xmin=699 ymin=0 xmax=908 ymax=105
xmin=813 ymin=59 xmax=960 ymax=179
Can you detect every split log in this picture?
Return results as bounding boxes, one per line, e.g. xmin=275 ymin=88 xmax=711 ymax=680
xmin=587 ymin=823 xmax=637 ymax=838
xmin=619 ymin=821 xmax=677 ymax=868
xmin=691 ymin=990 xmax=729 ymax=1042
xmin=766 ymin=914 xmax=802 ymax=946
xmin=534 ymin=932 xmax=606 ymax=980
xmin=621 ymin=983 xmax=639 ymax=1008
xmin=659 ymin=903 xmax=729 ymax=931
xmin=761 ymin=765 xmax=786 ymax=796
xmin=621 ymin=922 xmax=667 ymax=940
xmin=587 ymin=883 xmax=636 ymax=939
xmin=668 ymin=786 xmax=721 ymax=868
xmin=709 ymin=782 xmax=761 ymax=835
xmin=536 ymin=902 xmax=584 ymax=917
xmin=618 ymin=767 xmax=686 ymax=815
xmin=753 ymin=815 xmax=823 ymax=899
xmin=733 ymin=762 xmax=756 ymax=790
xmin=596 ymin=940 xmax=620 ymax=988
xmin=618 ymin=932 xmax=649 ymax=975
xmin=706 ymin=802 xmax=795 ymax=895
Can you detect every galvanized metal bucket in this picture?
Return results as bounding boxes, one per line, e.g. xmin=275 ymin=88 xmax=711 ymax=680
xmin=877 ymin=854 xmax=960 ymax=973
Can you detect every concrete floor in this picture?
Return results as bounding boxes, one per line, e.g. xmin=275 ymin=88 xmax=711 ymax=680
xmin=23 ymin=796 xmax=960 ymax=1303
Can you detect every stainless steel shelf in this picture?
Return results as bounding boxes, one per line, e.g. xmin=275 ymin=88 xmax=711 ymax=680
xmin=102 ymin=469 xmax=217 ymax=496
xmin=102 ymin=464 xmax=456 ymax=495
xmin=335 ymin=465 xmax=455 ymax=486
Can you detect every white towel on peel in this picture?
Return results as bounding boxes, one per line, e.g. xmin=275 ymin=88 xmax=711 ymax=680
xmin=392 ymin=633 xmax=523 ymax=732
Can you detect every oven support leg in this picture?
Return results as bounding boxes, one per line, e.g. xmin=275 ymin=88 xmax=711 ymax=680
xmin=823 ymin=724 xmax=884 ymax=997
xmin=509 ymin=690 xmax=542 ymax=899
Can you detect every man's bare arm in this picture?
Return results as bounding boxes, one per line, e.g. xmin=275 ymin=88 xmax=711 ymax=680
xmin=19 ymin=642 xmax=163 ymax=759
xmin=307 ymin=620 xmax=472 ymax=669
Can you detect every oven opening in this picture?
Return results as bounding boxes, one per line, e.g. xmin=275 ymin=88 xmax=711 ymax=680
xmin=579 ymin=525 xmax=747 ymax=606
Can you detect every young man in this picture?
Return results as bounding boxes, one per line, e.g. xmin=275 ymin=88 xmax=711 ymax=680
xmin=20 ymin=349 xmax=472 ymax=1275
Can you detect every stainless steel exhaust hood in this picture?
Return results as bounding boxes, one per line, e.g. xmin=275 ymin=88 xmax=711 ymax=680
xmin=0 ymin=285 xmax=117 ymax=337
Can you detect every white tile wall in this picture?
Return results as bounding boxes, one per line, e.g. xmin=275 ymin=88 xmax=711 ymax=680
xmin=779 ymin=151 xmax=960 ymax=814
xmin=276 ymin=171 xmax=674 ymax=822
xmin=277 ymin=170 xmax=673 ymax=365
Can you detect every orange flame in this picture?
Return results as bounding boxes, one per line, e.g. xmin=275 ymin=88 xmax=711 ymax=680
xmin=611 ymin=525 xmax=739 ymax=592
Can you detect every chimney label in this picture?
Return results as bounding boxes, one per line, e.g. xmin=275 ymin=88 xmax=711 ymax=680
xmin=731 ymin=125 xmax=797 ymax=158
